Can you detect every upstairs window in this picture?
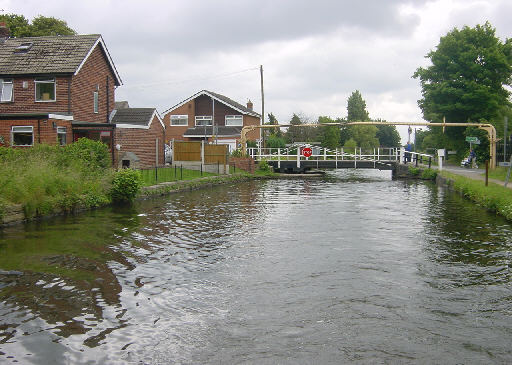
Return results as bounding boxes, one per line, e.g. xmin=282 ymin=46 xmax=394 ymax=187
xmin=35 ymin=77 xmax=56 ymax=102
xmin=11 ymin=126 xmax=33 ymax=146
xmin=57 ymin=127 xmax=67 ymax=146
xmin=170 ymin=115 xmax=188 ymax=126
xmin=93 ymin=91 xmax=99 ymax=113
xmin=225 ymin=115 xmax=243 ymax=126
xmin=0 ymin=79 xmax=13 ymax=102
xmin=195 ymin=116 xmax=213 ymax=126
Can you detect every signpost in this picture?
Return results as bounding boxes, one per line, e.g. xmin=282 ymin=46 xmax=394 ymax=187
xmin=465 ymin=136 xmax=480 ymax=144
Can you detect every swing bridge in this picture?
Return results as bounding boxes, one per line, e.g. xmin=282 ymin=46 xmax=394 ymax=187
xmin=248 ymin=145 xmax=432 ymax=174
xmin=240 ymin=121 xmax=498 ymax=170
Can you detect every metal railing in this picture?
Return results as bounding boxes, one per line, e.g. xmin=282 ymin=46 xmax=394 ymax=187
xmin=248 ymin=146 xmax=433 ymax=169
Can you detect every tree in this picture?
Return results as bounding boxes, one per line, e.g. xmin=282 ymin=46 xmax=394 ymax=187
xmin=267 ymin=112 xmax=282 ymax=138
xmin=347 ymin=90 xmax=370 ymax=122
xmin=0 ymin=14 xmax=30 ymax=37
xmin=0 ymin=13 xmax=76 ymax=37
xmin=413 ymin=22 xmax=512 ymax=146
xmin=318 ymin=116 xmax=340 ymax=150
xmin=29 ymin=16 xmax=76 ymax=36
xmin=345 ymin=90 xmax=378 ymax=148
xmin=375 ymin=120 xmax=401 ymax=147
xmin=285 ymin=113 xmax=318 ymax=143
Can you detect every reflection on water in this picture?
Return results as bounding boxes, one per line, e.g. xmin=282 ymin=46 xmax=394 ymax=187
xmin=0 ymin=169 xmax=511 ymax=364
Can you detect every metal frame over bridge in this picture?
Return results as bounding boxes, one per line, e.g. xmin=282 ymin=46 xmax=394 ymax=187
xmin=240 ymin=121 xmax=498 ymax=168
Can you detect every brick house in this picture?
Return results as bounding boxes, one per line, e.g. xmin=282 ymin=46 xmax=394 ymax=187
xmin=0 ymin=31 xmax=122 ymax=159
xmin=111 ymin=107 xmax=165 ymax=169
xmin=162 ymin=90 xmax=261 ymax=152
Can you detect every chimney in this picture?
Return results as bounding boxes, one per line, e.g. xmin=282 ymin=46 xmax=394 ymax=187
xmin=0 ymin=22 xmax=10 ymax=43
xmin=247 ymin=99 xmax=253 ymax=111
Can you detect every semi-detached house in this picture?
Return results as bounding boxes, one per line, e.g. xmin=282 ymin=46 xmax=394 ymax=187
xmin=0 ymin=28 xmax=165 ymax=168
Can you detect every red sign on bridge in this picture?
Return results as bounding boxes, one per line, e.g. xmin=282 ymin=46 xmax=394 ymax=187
xmin=302 ymin=147 xmax=312 ymax=157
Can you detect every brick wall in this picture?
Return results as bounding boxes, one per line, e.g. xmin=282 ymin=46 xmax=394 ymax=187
xmin=115 ymin=115 xmax=165 ymax=169
xmin=0 ymin=118 xmax=72 ymax=147
xmin=71 ymin=46 xmax=116 ymax=123
xmin=163 ymin=100 xmax=195 ymax=143
xmin=229 ymin=157 xmax=255 ymax=173
xmin=0 ymin=76 xmax=72 ymax=114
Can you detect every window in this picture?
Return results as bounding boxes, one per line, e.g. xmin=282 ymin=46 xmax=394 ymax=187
xmin=225 ymin=115 xmax=243 ymax=126
xmin=93 ymin=91 xmax=99 ymax=113
xmin=195 ymin=116 xmax=213 ymax=126
xmin=57 ymin=127 xmax=67 ymax=146
xmin=15 ymin=42 xmax=33 ymax=53
xmin=35 ymin=78 xmax=56 ymax=102
xmin=12 ymin=126 xmax=33 ymax=146
xmin=170 ymin=115 xmax=188 ymax=126
xmin=0 ymin=79 xmax=13 ymax=102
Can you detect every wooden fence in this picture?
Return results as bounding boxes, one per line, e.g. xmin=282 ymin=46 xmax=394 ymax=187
xmin=174 ymin=141 xmax=228 ymax=164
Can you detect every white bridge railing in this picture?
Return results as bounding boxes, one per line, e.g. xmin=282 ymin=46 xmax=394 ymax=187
xmin=247 ymin=146 xmax=433 ymax=169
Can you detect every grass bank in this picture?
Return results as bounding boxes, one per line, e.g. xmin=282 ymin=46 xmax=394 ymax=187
xmin=440 ymin=171 xmax=512 ymax=221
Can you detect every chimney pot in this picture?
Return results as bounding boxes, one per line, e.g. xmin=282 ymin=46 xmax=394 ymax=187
xmin=247 ymin=99 xmax=253 ymax=111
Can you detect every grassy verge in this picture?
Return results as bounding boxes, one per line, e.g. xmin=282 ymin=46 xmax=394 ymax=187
xmin=0 ymin=142 xmax=113 ymax=218
xmin=440 ymin=171 xmax=512 ymax=221
xmin=139 ymin=166 xmax=217 ymax=186
xmin=486 ymin=166 xmax=512 ymax=182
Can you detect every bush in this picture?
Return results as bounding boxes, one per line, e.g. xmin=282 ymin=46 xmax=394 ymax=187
xmin=64 ymin=138 xmax=111 ymax=170
xmin=421 ymin=168 xmax=437 ymax=180
xmin=231 ymin=149 xmax=246 ymax=158
xmin=257 ymin=159 xmax=272 ymax=173
xmin=408 ymin=166 xmax=420 ymax=176
xmin=110 ymin=169 xmax=142 ymax=203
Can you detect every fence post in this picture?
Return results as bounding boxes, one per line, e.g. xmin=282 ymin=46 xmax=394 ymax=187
xmin=155 ymin=165 xmax=158 ymax=183
xmin=200 ymin=163 xmax=203 ymax=176
xmin=428 ymin=156 xmax=431 ymax=169
xmin=174 ymin=164 xmax=177 ymax=179
xmin=217 ymin=161 xmax=220 ymax=174
xmin=181 ymin=164 xmax=183 ymax=180
xmin=415 ymin=154 xmax=418 ymax=167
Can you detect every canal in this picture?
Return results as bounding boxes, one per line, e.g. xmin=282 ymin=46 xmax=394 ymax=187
xmin=0 ymin=170 xmax=511 ymax=364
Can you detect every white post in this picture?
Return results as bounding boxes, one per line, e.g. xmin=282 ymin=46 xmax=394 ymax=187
xmin=324 ymin=147 xmax=327 ymax=161
xmin=297 ymin=146 xmax=300 ymax=168
xmin=278 ymin=148 xmax=281 ymax=169
xmin=400 ymin=147 xmax=405 ymax=164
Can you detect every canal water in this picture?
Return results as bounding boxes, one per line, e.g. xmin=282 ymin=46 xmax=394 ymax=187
xmin=0 ymin=170 xmax=511 ymax=364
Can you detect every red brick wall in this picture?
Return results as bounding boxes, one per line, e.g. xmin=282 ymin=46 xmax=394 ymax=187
xmin=0 ymin=119 xmax=73 ymax=147
xmin=163 ymin=100 xmax=195 ymax=143
xmin=115 ymin=115 xmax=165 ymax=168
xmin=71 ymin=46 xmax=117 ymax=123
xmin=244 ymin=115 xmax=261 ymax=140
xmin=195 ymin=94 xmax=242 ymax=126
xmin=229 ymin=157 xmax=255 ymax=173
xmin=0 ymin=76 xmax=72 ymax=114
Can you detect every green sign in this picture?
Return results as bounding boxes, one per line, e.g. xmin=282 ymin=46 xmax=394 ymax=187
xmin=466 ymin=136 xmax=480 ymax=144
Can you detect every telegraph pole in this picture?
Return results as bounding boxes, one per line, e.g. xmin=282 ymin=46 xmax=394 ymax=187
xmin=260 ymin=65 xmax=265 ymax=148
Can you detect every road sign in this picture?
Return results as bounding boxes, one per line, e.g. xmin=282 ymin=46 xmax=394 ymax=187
xmin=466 ymin=136 xmax=480 ymax=144
xmin=302 ymin=147 xmax=312 ymax=157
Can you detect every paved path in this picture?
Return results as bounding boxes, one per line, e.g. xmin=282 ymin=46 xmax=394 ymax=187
xmin=440 ymin=165 xmax=512 ymax=190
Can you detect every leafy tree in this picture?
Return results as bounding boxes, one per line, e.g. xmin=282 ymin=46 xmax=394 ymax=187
xmin=285 ymin=113 xmax=318 ymax=143
xmin=375 ymin=120 xmax=401 ymax=147
xmin=413 ymin=22 xmax=512 ymax=146
xmin=318 ymin=116 xmax=340 ymax=150
xmin=343 ymin=138 xmax=357 ymax=153
xmin=265 ymin=134 xmax=286 ymax=148
xmin=347 ymin=90 xmax=370 ymax=122
xmin=29 ymin=16 xmax=76 ymax=36
xmin=0 ymin=14 xmax=30 ymax=37
xmin=267 ymin=112 xmax=282 ymax=138
xmin=0 ymin=13 xmax=75 ymax=37
xmin=350 ymin=124 xmax=379 ymax=149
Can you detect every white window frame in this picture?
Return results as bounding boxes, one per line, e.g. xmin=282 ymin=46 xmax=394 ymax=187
xmin=0 ymin=79 xmax=13 ymax=102
xmin=195 ymin=115 xmax=213 ymax=126
xmin=170 ymin=115 xmax=188 ymax=126
xmin=57 ymin=126 xmax=67 ymax=146
xmin=225 ymin=115 xmax=243 ymax=126
xmin=11 ymin=126 xmax=34 ymax=146
xmin=93 ymin=91 xmax=99 ymax=113
xmin=35 ymin=77 xmax=56 ymax=102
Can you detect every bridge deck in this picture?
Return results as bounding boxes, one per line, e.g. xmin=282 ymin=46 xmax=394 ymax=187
xmin=265 ymin=159 xmax=396 ymax=173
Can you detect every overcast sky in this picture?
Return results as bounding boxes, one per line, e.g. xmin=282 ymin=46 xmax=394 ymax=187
xmin=2 ymin=0 xmax=512 ymax=141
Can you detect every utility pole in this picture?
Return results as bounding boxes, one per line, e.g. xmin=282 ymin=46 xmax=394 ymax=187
xmin=260 ymin=65 xmax=265 ymax=148
xmin=504 ymin=116 xmax=508 ymax=162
